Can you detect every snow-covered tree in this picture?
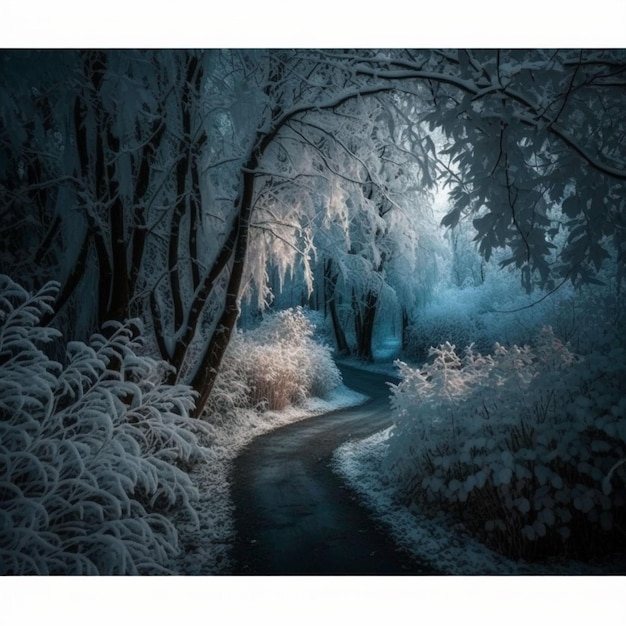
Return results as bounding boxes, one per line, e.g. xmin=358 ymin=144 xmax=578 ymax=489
xmin=249 ymin=92 xmax=442 ymax=360
xmin=239 ymin=49 xmax=626 ymax=358
xmin=3 ymin=49 xmax=624 ymax=415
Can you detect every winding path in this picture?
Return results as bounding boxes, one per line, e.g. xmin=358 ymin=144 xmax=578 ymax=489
xmin=229 ymin=364 xmax=437 ymax=575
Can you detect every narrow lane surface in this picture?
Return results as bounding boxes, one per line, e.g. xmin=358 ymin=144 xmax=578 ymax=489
xmin=229 ymin=364 xmax=437 ymax=575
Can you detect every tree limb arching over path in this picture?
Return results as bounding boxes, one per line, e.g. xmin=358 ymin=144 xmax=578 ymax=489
xmin=229 ymin=364 xmax=437 ymax=575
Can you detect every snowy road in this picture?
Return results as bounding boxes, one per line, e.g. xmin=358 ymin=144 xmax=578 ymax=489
xmin=229 ymin=364 xmax=437 ymax=575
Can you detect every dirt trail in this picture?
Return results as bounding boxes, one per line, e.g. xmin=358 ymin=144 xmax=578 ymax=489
xmin=229 ymin=364 xmax=437 ymax=575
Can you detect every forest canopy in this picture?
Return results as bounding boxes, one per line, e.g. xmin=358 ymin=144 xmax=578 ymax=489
xmin=1 ymin=48 xmax=625 ymax=416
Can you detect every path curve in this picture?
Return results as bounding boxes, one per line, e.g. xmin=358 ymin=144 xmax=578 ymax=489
xmin=229 ymin=364 xmax=437 ymax=575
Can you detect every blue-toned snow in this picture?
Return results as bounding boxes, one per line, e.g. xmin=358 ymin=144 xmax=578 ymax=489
xmin=333 ymin=426 xmax=626 ymax=575
xmin=174 ymin=359 xmax=624 ymax=575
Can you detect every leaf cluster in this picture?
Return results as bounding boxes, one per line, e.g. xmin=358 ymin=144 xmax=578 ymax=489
xmin=0 ymin=275 xmax=209 ymax=574
xmin=385 ymin=327 xmax=626 ymax=562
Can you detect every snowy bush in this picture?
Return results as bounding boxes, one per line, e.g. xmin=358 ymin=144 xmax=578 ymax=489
xmin=403 ymin=268 xmax=625 ymax=362
xmin=402 ymin=279 xmax=550 ymax=362
xmin=207 ymin=307 xmax=341 ymax=414
xmin=384 ymin=328 xmax=626 ymax=562
xmin=0 ymin=275 xmax=209 ymax=574
xmin=405 ymin=300 xmax=488 ymax=360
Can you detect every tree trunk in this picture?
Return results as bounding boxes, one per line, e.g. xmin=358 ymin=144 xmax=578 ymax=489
xmin=353 ymin=289 xmax=378 ymax=362
xmin=162 ymin=208 xmax=239 ymax=383
xmin=324 ymin=258 xmax=350 ymax=355
xmin=189 ymin=168 xmax=256 ymax=418
xmin=401 ymin=306 xmax=410 ymax=351
xmin=189 ymin=53 xmax=295 ymax=417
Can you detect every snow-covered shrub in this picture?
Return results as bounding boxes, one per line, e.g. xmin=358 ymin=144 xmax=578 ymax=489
xmin=0 ymin=275 xmax=208 ymax=575
xmin=404 ymin=283 xmax=549 ymax=362
xmin=405 ymin=300 xmax=488 ymax=360
xmin=404 ymin=265 xmax=625 ymax=363
xmin=301 ymin=307 xmax=336 ymax=348
xmin=554 ymin=285 xmax=626 ymax=355
xmin=207 ymin=307 xmax=341 ymax=413
xmin=384 ymin=328 xmax=626 ymax=562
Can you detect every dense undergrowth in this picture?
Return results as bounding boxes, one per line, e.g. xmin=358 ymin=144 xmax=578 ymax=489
xmin=385 ymin=322 xmax=626 ymax=562
xmin=403 ymin=270 xmax=618 ymax=362
xmin=0 ymin=275 xmax=342 ymax=574
xmin=0 ymin=275 xmax=210 ymax=574
xmin=206 ymin=307 xmax=341 ymax=416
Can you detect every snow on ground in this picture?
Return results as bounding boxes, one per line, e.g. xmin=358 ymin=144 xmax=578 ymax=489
xmin=333 ymin=427 xmax=626 ymax=575
xmin=172 ymin=352 xmax=624 ymax=576
xmin=171 ymin=384 xmax=368 ymax=574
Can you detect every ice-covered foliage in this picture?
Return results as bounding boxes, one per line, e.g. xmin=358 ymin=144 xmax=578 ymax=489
xmin=384 ymin=327 xmax=626 ymax=561
xmin=0 ymin=275 xmax=208 ymax=575
xmin=206 ymin=307 xmax=341 ymax=414
xmin=404 ymin=259 xmax=625 ymax=361
xmin=404 ymin=281 xmax=562 ymax=360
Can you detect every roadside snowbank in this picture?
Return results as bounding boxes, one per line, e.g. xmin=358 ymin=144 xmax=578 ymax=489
xmin=333 ymin=428 xmax=626 ymax=575
xmin=172 ymin=384 xmax=368 ymax=574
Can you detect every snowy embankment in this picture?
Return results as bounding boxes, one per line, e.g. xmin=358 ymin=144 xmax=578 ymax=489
xmin=334 ymin=429 xmax=531 ymax=575
xmin=334 ymin=424 xmax=626 ymax=576
xmin=172 ymin=383 xmax=368 ymax=574
xmin=333 ymin=349 xmax=626 ymax=575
